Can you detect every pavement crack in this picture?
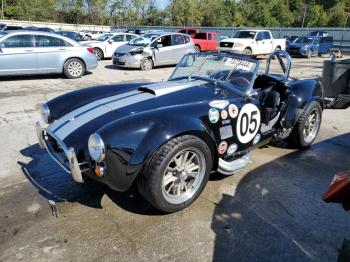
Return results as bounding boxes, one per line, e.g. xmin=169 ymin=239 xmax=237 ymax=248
xmin=276 ymin=200 xmax=294 ymax=217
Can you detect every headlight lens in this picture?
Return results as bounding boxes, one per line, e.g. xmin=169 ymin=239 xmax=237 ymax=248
xmin=88 ymin=133 xmax=105 ymax=162
xmin=40 ymin=103 xmax=50 ymax=124
xmin=130 ymin=48 xmax=143 ymax=55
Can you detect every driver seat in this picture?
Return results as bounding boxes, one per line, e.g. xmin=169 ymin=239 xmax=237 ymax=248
xmin=259 ymin=83 xmax=280 ymax=124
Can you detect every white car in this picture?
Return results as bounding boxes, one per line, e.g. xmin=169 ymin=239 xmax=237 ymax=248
xmin=82 ymin=33 xmax=138 ymax=60
xmin=218 ymin=30 xmax=286 ymax=56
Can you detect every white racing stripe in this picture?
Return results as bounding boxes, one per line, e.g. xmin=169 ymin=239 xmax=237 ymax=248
xmin=48 ymin=81 xmax=202 ymax=141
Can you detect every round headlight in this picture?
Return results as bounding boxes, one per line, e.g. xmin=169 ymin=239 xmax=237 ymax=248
xmin=88 ymin=133 xmax=105 ymax=162
xmin=40 ymin=103 xmax=50 ymax=124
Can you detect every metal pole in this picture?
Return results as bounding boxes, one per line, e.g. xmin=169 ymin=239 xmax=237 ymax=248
xmin=1 ymin=0 xmax=4 ymax=20
xmin=301 ymin=5 xmax=307 ymax=28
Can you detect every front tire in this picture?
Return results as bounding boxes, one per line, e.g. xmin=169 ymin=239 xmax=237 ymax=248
xmin=137 ymin=135 xmax=212 ymax=213
xmin=140 ymin=57 xmax=153 ymax=71
xmin=242 ymin=48 xmax=252 ymax=56
xmin=63 ymin=58 xmax=85 ymax=79
xmin=286 ymin=101 xmax=322 ymax=148
xmin=194 ymin=45 xmax=201 ymax=52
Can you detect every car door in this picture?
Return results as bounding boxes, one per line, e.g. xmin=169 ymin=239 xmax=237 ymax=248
xmin=0 ymin=34 xmax=37 ymax=75
xmin=153 ymin=35 xmax=176 ymax=66
xmin=207 ymin=33 xmax=217 ymax=51
xmin=312 ymin=37 xmax=320 ymax=55
xmin=35 ymin=35 xmax=71 ymax=73
xmin=105 ymin=34 xmax=126 ymax=57
xmin=171 ymin=34 xmax=187 ymax=63
xmin=262 ymin=31 xmax=273 ymax=53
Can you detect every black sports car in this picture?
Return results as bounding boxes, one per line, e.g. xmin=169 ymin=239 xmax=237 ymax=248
xmin=36 ymin=51 xmax=350 ymax=213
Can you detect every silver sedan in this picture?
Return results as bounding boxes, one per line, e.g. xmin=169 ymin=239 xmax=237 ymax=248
xmin=0 ymin=31 xmax=98 ymax=78
xmin=112 ymin=32 xmax=195 ymax=70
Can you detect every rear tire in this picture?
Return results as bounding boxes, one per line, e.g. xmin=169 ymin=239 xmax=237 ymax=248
xmin=63 ymin=58 xmax=85 ymax=79
xmin=286 ymin=101 xmax=322 ymax=148
xmin=93 ymin=48 xmax=104 ymax=61
xmin=140 ymin=58 xmax=153 ymax=71
xmin=137 ymin=135 xmax=212 ymax=213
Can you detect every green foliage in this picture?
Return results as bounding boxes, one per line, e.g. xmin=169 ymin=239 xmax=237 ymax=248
xmin=1 ymin=0 xmax=349 ymax=27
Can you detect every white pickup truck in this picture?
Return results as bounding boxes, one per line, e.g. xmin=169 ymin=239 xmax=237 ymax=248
xmin=218 ymin=30 xmax=286 ymax=56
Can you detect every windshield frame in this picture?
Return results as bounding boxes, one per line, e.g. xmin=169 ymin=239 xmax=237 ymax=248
xmin=168 ymin=52 xmax=259 ymax=97
xmin=128 ymin=33 xmax=161 ymax=47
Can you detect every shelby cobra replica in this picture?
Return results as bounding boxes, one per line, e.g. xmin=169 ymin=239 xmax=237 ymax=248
xmin=36 ymin=51 xmax=350 ymax=213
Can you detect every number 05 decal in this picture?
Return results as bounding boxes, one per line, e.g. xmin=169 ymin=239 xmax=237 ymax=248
xmin=236 ymin=104 xmax=261 ymax=144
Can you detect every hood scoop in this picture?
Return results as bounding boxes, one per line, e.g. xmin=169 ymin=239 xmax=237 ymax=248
xmin=138 ymin=80 xmax=205 ymax=96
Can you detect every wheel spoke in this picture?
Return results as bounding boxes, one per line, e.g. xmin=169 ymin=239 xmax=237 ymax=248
xmin=163 ymin=173 xmax=177 ymax=187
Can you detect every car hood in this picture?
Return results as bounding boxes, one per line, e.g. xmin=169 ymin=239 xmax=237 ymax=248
xmin=287 ymin=42 xmax=308 ymax=48
xmin=81 ymin=40 xmax=102 ymax=44
xmin=46 ymin=80 xmax=242 ymax=151
xmin=115 ymin=44 xmax=143 ymax=54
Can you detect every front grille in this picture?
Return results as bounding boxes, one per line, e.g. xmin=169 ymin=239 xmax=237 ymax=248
xmin=45 ymin=133 xmax=70 ymax=171
xmin=220 ymin=42 xmax=233 ymax=48
xmin=288 ymin=46 xmax=300 ymax=51
xmin=114 ymin=52 xmax=124 ymax=57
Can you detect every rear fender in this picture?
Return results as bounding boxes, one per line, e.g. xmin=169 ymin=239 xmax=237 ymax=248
xmin=283 ymin=79 xmax=323 ymax=128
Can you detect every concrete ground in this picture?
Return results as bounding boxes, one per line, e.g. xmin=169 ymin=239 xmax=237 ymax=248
xmin=0 ymin=56 xmax=349 ymax=262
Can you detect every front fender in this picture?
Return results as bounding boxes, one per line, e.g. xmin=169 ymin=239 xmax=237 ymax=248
xmin=283 ymin=79 xmax=323 ymax=128
xmin=98 ymin=109 xmax=216 ymax=191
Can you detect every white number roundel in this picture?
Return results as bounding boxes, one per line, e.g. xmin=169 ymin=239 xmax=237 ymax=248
xmin=236 ymin=104 xmax=261 ymax=144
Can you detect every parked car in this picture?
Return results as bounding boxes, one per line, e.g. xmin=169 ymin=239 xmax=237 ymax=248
xmin=0 ymin=25 xmax=23 ymax=31
xmin=0 ymin=31 xmax=97 ymax=78
xmin=82 ymin=33 xmax=138 ymax=60
xmin=193 ymin=32 xmax=220 ymax=52
xmin=125 ymin=28 xmax=145 ymax=35
xmin=310 ymin=31 xmax=329 ymax=37
xmin=283 ymin=35 xmax=298 ymax=44
xmin=177 ymin=28 xmax=200 ymax=38
xmin=56 ymin=31 xmax=84 ymax=42
xmin=35 ymin=51 xmax=350 ymax=213
xmin=218 ymin=30 xmax=286 ymax=56
xmin=24 ymin=26 xmax=55 ymax=33
xmin=80 ymin=30 xmax=106 ymax=40
xmin=286 ymin=35 xmax=333 ymax=58
xmin=112 ymin=32 xmax=195 ymax=70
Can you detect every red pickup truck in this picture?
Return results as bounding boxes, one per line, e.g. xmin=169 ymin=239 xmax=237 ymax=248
xmin=193 ymin=32 xmax=220 ymax=52
xmin=177 ymin=28 xmax=200 ymax=38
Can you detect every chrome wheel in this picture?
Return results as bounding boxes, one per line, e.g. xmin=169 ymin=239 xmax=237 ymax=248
xmin=303 ymin=108 xmax=321 ymax=143
xmin=67 ymin=61 xmax=83 ymax=77
xmin=162 ymin=148 xmax=206 ymax=205
xmin=142 ymin=59 xmax=153 ymax=71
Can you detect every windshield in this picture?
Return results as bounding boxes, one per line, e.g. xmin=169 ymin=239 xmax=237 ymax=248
xmin=128 ymin=33 xmax=160 ymax=47
xmin=96 ymin=33 xmax=113 ymax=41
xmin=169 ymin=53 xmax=258 ymax=92
xmin=294 ymin=37 xmax=314 ymax=44
xmin=233 ymin=31 xmax=256 ymax=39
xmin=0 ymin=32 xmax=7 ymax=38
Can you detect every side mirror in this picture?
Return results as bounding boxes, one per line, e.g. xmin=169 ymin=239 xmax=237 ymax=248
xmin=156 ymin=43 xmax=163 ymax=48
xmin=247 ymin=89 xmax=259 ymax=100
xmin=256 ymin=37 xmax=262 ymax=41
xmin=108 ymin=39 xmax=114 ymax=44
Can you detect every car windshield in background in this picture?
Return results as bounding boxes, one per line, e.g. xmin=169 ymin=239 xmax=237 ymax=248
xmin=96 ymin=33 xmax=113 ymax=41
xmin=233 ymin=31 xmax=256 ymax=39
xmin=128 ymin=33 xmax=160 ymax=47
xmin=0 ymin=32 xmax=7 ymax=38
xmin=169 ymin=53 xmax=258 ymax=92
xmin=294 ymin=37 xmax=314 ymax=44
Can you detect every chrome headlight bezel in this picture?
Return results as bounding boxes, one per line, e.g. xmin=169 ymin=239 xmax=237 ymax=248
xmin=88 ymin=133 xmax=105 ymax=162
xmin=40 ymin=103 xmax=51 ymax=124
